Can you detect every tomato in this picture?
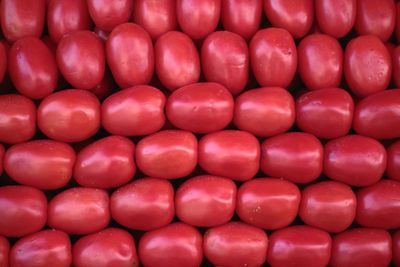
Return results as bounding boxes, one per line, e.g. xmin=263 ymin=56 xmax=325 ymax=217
xmin=394 ymin=231 xmax=400 ymax=267
xmin=264 ymin=0 xmax=314 ymax=39
xmin=155 ymin=31 xmax=200 ymax=91
xmin=387 ymin=141 xmax=400 ymax=181
xmin=0 ymin=42 xmax=6 ymax=83
xmin=296 ymin=88 xmax=354 ymax=139
xmin=47 ymin=187 xmax=110 ymax=235
xmin=221 ymin=0 xmax=262 ymax=40
xmin=139 ymin=223 xmax=203 ymax=267
xmin=344 ymin=35 xmax=391 ymax=98
xmin=353 ymin=89 xmax=400 ymax=139
xmin=0 ymin=145 xmax=4 ymax=176
xmin=236 ymin=178 xmax=300 ymax=230
xmin=250 ymin=28 xmax=297 ymax=88
xmin=47 ymin=0 xmax=91 ymax=43
xmin=315 ymin=0 xmax=356 ymax=38
xmin=0 ymin=186 xmax=47 ymax=237
xmin=94 ymin=27 xmax=109 ymax=41
xmin=0 ymin=236 xmax=8 ymax=267
xmin=87 ymin=0 xmax=132 ymax=32
xmin=136 ymin=130 xmax=197 ymax=179
xmin=8 ymin=37 xmax=58 ymax=99
xmin=393 ymin=46 xmax=400 ymax=88
xmin=330 ymin=228 xmax=392 ymax=267
xmin=261 ymin=132 xmax=323 ymax=184
xmin=90 ymin=70 xmax=114 ymax=100
xmin=176 ymin=0 xmax=221 ymax=40
xmin=166 ymin=83 xmax=234 ymax=133
xmin=204 ymin=222 xmax=268 ymax=267
xmin=0 ymin=94 xmax=36 ymax=144
xmin=38 ymin=89 xmax=101 ymax=142
xmin=106 ymin=23 xmax=153 ymax=88
xmin=199 ymin=130 xmax=260 ymax=181
xmin=111 ymin=178 xmax=174 ymax=231
xmin=0 ymin=0 xmax=45 ymax=42
xmin=234 ymin=87 xmax=295 ymax=137
xmin=10 ymin=230 xmax=71 ymax=267
xmin=102 ymin=85 xmax=165 ymax=136
xmin=267 ymin=226 xmax=331 ymax=267
xmin=175 ymin=175 xmax=236 ymax=227
xmin=132 ymin=0 xmax=177 ymax=40
xmin=73 ymin=228 xmax=138 ymax=267
xmin=397 ymin=2 xmax=400 ymax=42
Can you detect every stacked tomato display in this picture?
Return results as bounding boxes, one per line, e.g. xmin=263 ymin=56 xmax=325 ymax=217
xmin=1 ymin=0 xmax=400 ymax=266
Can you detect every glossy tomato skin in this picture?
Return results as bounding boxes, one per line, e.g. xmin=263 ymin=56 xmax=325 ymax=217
xmin=387 ymin=141 xmax=400 ymax=181
xmin=261 ymin=132 xmax=323 ymax=184
xmin=48 ymin=187 xmax=110 ymax=235
xmin=250 ymin=28 xmax=297 ymax=88
xmin=0 ymin=145 xmax=4 ymax=176
xmin=0 ymin=186 xmax=47 ymax=237
xmin=344 ymin=35 xmax=391 ymax=98
xmin=176 ymin=175 xmax=236 ymax=227
xmin=0 ymin=0 xmax=45 ymax=42
xmin=267 ymin=226 xmax=331 ymax=267
xmin=111 ymin=178 xmax=174 ymax=231
xmin=397 ymin=2 xmax=400 ymax=42
xmin=155 ymin=31 xmax=200 ymax=91
xmin=0 ymin=42 xmax=6 ymax=83
xmin=139 ymin=223 xmax=203 ymax=267
xmin=87 ymin=0 xmax=132 ymax=32
xmin=330 ymin=228 xmax=392 ymax=267
xmin=166 ymin=83 xmax=234 ymax=133
xmin=315 ymin=0 xmax=356 ymax=38
xmin=106 ymin=23 xmax=153 ymax=88
xmin=73 ymin=228 xmax=138 ymax=267
xmin=0 ymin=236 xmax=9 ymax=267
xmin=8 ymin=37 xmax=58 ymax=99
xmin=234 ymin=87 xmax=295 ymax=137
xmin=0 ymin=94 xmax=36 ymax=144
xmin=132 ymin=0 xmax=177 ymax=40
xmin=136 ymin=130 xmax=197 ymax=179
xmin=176 ymin=0 xmax=221 ymax=40
xmin=204 ymin=222 xmax=268 ymax=267
xmin=393 ymin=46 xmax=400 ymax=88
xmin=38 ymin=89 xmax=101 ymax=142
xmin=394 ymin=231 xmax=400 ymax=267
xmin=199 ymin=130 xmax=260 ymax=181
xmin=296 ymin=88 xmax=354 ymax=139
xmin=236 ymin=178 xmax=300 ymax=230
xmin=10 ymin=230 xmax=72 ymax=267
xmin=47 ymin=0 xmax=91 ymax=43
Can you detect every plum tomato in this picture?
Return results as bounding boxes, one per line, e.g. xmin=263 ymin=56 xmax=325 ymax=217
xmin=394 ymin=231 xmax=400 ymax=267
xmin=0 ymin=42 xmax=6 ymax=83
xmin=387 ymin=141 xmax=400 ymax=181
xmin=0 ymin=236 xmax=8 ymax=267
xmin=397 ymin=2 xmax=400 ymax=42
xmin=0 ymin=145 xmax=4 ymax=176
xmin=393 ymin=46 xmax=400 ymax=88
xmin=87 ymin=0 xmax=132 ymax=32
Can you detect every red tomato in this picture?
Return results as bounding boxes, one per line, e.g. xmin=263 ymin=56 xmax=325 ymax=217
xmin=234 ymin=87 xmax=295 ymax=137
xmin=0 ymin=236 xmax=9 ymax=267
xmin=387 ymin=141 xmax=400 ymax=181
xmin=355 ymin=0 xmax=395 ymax=42
xmin=344 ymin=35 xmax=391 ymax=98
xmin=175 ymin=175 xmax=236 ymax=227
xmin=176 ymin=0 xmax=221 ymax=40
xmin=330 ymin=228 xmax=392 ymax=267
xmin=87 ymin=0 xmax=132 ymax=32
xmin=250 ymin=28 xmax=297 ymax=88
xmin=73 ymin=228 xmax=138 ymax=267
xmin=139 ymin=223 xmax=203 ymax=267
xmin=0 ymin=145 xmax=4 ymax=176
xmin=296 ymin=88 xmax=354 ymax=139
xmin=102 ymin=85 xmax=165 ymax=136
xmin=94 ymin=27 xmax=109 ymax=42
xmin=221 ymin=0 xmax=262 ymax=40
xmin=8 ymin=37 xmax=58 ymax=99
xmin=106 ymin=23 xmax=153 ymax=88
xmin=397 ymin=2 xmax=400 ymax=42
xmin=0 ymin=186 xmax=47 ymax=237
xmin=264 ymin=0 xmax=314 ymax=39
xmin=0 ymin=42 xmax=6 ymax=83
xmin=201 ymin=31 xmax=249 ymax=95
xmin=236 ymin=178 xmax=300 ymax=229
xmin=394 ymin=231 xmax=400 ymax=267
xmin=90 ymin=70 xmax=114 ymax=100
xmin=47 ymin=187 xmax=110 ymax=235
xmin=132 ymin=0 xmax=177 ymax=40
xmin=166 ymin=83 xmax=234 ymax=133
xmin=199 ymin=130 xmax=260 ymax=181
xmin=353 ymin=89 xmax=400 ymax=139
xmin=267 ymin=226 xmax=331 ymax=267
xmin=204 ymin=222 xmax=268 ymax=267
xmin=111 ymin=178 xmax=174 ymax=231
xmin=155 ymin=31 xmax=200 ymax=91
xmin=38 ymin=89 xmax=101 ymax=142
xmin=393 ymin=46 xmax=400 ymax=88
xmin=136 ymin=130 xmax=197 ymax=179
xmin=315 ymin=0 xmax=356 ymax=38
xmin=0 ymin=94 xmax=36 ymax=144
xmin=10 ymin=230 xmax=71 ymax=267
xmin=47 ymin=0 xmax=91 ymax=43
xmin=261 ymin=132 xmax=323 ymax=184
xmin=0 ymin=0 xmax=45 ymax=42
